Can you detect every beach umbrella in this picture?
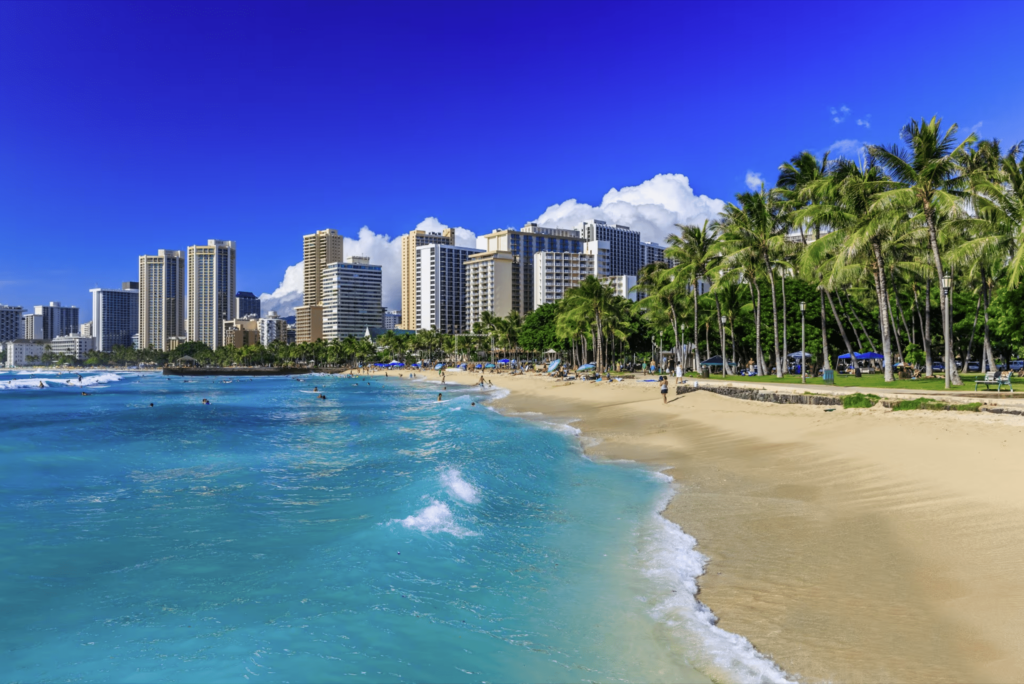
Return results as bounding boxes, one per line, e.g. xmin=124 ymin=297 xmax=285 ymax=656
xmin=484 ymin=363 xmax=496 ymax=368
xmin=547 ymin=359 xmax=562 ymax=372
xmin=434 ymin=363 xmax=444 ymax=370
xmin=458 ymin=363 xmax=467 ymax=369
xmin=475 ymin=363 xmax=483 ymax=369
xmin=700 ymin=355 xmax=724 ymax=366
xmin=788 ymin=351 xmax=811 ymax=358
xmin=412 ymin=363 xmax=421 ymax=367
xmin=860 ymin=351 xmax=884 ymax=360
xmin=578 ymin=363 xmax=595 ymax=371
xmin=498 ymin=358 xmax=511 ymax=364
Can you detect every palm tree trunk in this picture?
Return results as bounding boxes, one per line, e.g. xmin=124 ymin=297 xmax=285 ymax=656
xmin=819 ymin=288 xmax=831 ymax=370
xmin=963 ymin=295 xmax=981 ymax=373
xmin=765 ymin=259 xmax=783 ymax=378
xmin=730 ymin=318 xmax=737 ymax=371
xmin=749 ymin=279 xmax=767 ymax=375
xmin=892 ymin=286 xmax=914 ymax=347
xmin=669 ymin=304 xmax=680 ymax=373
xmin=595 ymin=312 xmax=603 ymax=373
xmin=692 ymin=280 xmax=701 ymax=371
xmin=924 ymin=209 xmax=962 ymax=385
xmin=826 ymin=289 xmax=857 ymax=370
xmin=887 ymin=289 xmax=903 ymax=364
xmin=870 ymin=241 xmax=894 ymax=382
xmin=919 ymin=280 xmax=934 ymax=377
xmin=715 ymin=294 xmax=728 ymax=374
xmin=983 ymin=284 xmax=996 ymax=373
xmin=781 ymin=268 xmax=788 ymax=374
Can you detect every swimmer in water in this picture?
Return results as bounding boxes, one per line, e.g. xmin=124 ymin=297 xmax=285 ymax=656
xmin=437 ymin=393 xmax=442 ymax=402
xmin=39 ymin=381 xmax=44 ymax=389
xmin=149 ymin=403 xmax=154 ymax=407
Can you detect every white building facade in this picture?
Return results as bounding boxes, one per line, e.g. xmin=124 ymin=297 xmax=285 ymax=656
xmin=322 ymin=257 xmax=384 ymax=340
xmin=533 ymin=251 xmax=596 ymax=309
xmin=383 ymin=310 xmax=401 ymax=330
xmin=91 ymin=283 xmax=139 ymax=351
xmin=258 ymin=311 xmax=289 ymax=347
xmin=602 ymin=275 xmax=639 ymax=302
xmin=464 ymin=251 xmax=517 ymax=331
xmin=50 ymin=334 xmax=95 ymax=361
xmin=4 ymin=340 xmax=47 ymax=368
xmin=415 ymin=244 xmax=481 ymax=333
xmin=576 ymin=220 xmax=641 ymax=277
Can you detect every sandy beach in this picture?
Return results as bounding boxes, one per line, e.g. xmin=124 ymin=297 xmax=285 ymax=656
xmin=423 ymin=369 xmax=1024 ymax=683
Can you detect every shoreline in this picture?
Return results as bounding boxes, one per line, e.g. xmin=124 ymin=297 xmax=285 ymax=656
xmin=427 ymin=369 xmax=1024 ymax=683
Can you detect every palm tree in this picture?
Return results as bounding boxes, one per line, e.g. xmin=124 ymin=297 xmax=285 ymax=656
xmin=634 ymin=262 xmax=685 ymax=368
xmin=666 ymin=219 xmax=720 ymax=372
xmin=560 ymin=276 xmax=616 ymax=373
xmin=868 ymin=117 xmax=977 ymax=386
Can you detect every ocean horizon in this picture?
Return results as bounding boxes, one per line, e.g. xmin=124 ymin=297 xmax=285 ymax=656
xmin=0 ymin=370 xmax=787 ymax=683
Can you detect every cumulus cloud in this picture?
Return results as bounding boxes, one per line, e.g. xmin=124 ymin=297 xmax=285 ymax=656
xmin=260 ymin=217 xmax=472 ymax=315
xmin=259 ymin=260 xmax=304 ymax=317
xmin=856 ymin=117 xmax=871 ymax=128
xmin=531 ymin=173 xmax=725 ymax=246
xmin=971 ymin=121 xmax=984 ymax=133
xmin=744 ymin=171 xmax=764 ymax=191
xmin=827 ymin=139 xmax=867 ymax=159
xmin=831 ymin=105 xmax=850 ymax=123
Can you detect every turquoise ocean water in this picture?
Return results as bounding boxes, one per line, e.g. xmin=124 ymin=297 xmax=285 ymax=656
xmin=0 ymin=371 xmax=788 ymax=683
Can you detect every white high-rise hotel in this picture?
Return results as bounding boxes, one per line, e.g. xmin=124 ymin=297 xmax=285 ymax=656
xmin=322 ymin=256 xmax=383 ymax=339
xmin=187 ymin=240 xmax=236 ymax=350
xmin=139 ymin=250 xmax=185 ymax=351
xmin=416 ymin=243 xmax=481 ymax=333
xmin=90 ymin=282 xmax=138 ymax=351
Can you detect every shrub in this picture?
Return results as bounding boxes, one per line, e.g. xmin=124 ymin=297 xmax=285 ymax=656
xmin=892 ymin=397 xmax=939 ymax=411
xmin=956 ymin=402 xmax=982 ymax=412
xmin=843 ymin=393 xmax=880 ymax=409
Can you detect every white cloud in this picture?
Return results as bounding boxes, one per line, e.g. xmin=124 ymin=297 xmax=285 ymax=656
xmin=856 ymin=116 xmax=870 ymax=128
xmin=827 ymin=139 xmax=867 ymax=159
xmin=258 ymin=260 xmax=304 ymax=317
xmin=260 ymin=217 xmax=474 ymax=315
xmin=744 ymin=171 xmax=764 ymax=191
xmin=531 ymin=173 xmax=725 ymax=246
xmin=830 ymin=105 xmax=850 ymax=123
xmin=971 ymin=121 xmax=984 ymax=133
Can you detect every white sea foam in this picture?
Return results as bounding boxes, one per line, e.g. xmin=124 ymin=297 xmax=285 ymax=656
xmin=393 ymin=500 xmax=476 ymax=537
xmin=0 ymin=373 xmax=123 ymax=390
xmin=639 ymin=486 xmax=793 ymax=683
xmin=440 ymin=469 xmax=480 ymax=504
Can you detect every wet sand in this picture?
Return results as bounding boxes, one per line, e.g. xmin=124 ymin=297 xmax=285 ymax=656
xmin=436 ymin=371 xmax=1024 ymax=683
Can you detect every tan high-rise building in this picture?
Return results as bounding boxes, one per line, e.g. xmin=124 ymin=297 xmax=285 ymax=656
xmin=303 ymin=229 xmax=344 ymax=307
xmin=138 ymin=250 xmax=185 ymax=352
xmin=400 ymin=226 xmax=455 ymax=329
xmin=296 ymin=229 xmax=342 ymax=344
xmin=464 ymin=251 xmax=518 ymax=332
xmin=187 ymin=240 xmax=236 ymax=350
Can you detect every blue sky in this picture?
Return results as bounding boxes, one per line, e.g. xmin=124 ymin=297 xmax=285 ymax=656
xmin=2 ymin=0 xmax=1022 ymax=314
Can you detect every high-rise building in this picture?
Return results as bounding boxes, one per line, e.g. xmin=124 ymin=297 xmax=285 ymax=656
xmin=222 ymin=317 xmax=261 ymax=348
xmin=415 ymin=244 xmax=481 ymax=333
xmin=236 ymin=291 xmax=261 ymax=319
xmin=258 ymin=311 xmax=288 ymax=347
xmin=26 ymin=302 xmax=79 ymax=340
xmin=479 ymin=223 xmax=583 ymax=315
xmin=50 ymin=334 xmax=95 ymax=361
xmin=139 ymin=250 xmax=185 ymax=351
xmin=22 ymin=314 xmax=41 ymax=339
xmin=90 ymin=283 xmax=139 ymax=351
xmin=296 ymin=229 xmax=343 ymax=344
xmin=640 ymin=241 xmax=673 ymax=270
xmin=79 ymin=321 xmax=93 ymax=337
xmin=187 ymin=240 xmax=236 ymax=350
xmin=464 ymin=251 xmax=518 ymax=331
xmin=400 ymin=226 xmax=455 ymax=329
xmin=303 ymin=229 xmax=343 ymax=307
xmin=533 ymin=251 xmax=597 ymax=309
xmin=0 ymin=304 xmax=23 ymax=343
xmin=322 ymin=256 xmax=384 ymax=340
xmin=576 ymin=220 xmax=641 ymax=277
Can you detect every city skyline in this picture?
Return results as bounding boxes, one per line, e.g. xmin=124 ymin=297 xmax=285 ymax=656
xmin=3 ymin=1 xmax=1023 ymax=314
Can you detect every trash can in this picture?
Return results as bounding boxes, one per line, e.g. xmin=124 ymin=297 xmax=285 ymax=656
xmin=700 ymin=366 xmax=710 ymax=379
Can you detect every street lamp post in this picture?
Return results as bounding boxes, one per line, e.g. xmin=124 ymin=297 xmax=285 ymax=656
xmin=800 ymin=301 xmax=807 ymax=384
xmin=721 ymin=315 xmax=728 ymax=378
xmin=942 ymin=274 xmax=952 ymax=390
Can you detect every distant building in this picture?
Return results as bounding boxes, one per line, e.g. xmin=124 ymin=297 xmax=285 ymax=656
xmin=26 ymin=302 xmax=79 ymax=340
xmin=187 ymin=240 xmax=236 ymax=349
xmin=0 ymin=304 xmax=23 ymax=343
xmin=383 ymin=310 xmax=401 ymax=330
xmin=602 ymin=275 xmax=639 ymax=302
xmin=258 ymin=311 xmax=288 ymax=347
xmin=80 ymin=321 xmax=93 ymax=337
xmin=295 ymin=229 xmax=343 ymax=344
xmin=464 ymin=250 xmax=518 ymax=330
xmin=236 ymin=291 xmax=261 ymax=319
xmin=22 ymin=314 xmax=41 ymax=339
xmin=401 ymin=226 xmax=456 ymax=329
xmin=478 ymin=223 xmax=583 ymax=316
xmin=286 ymin=324 xmax=296 ymax=345
xmin=415 ymin=244 xmax=481 ymax=333
xmin=322 ymin=256 xmax=384 ymax=340
xmin=50 ymin=334 xmax=95 ymax=361
xmin=139 ymin=250 xmax=185 ymax=352
xmin=576 ymin=220 xmax=641 ymax=277
xmin=533 ymin=251 xmax=597 ymax=309
xmin=4 ymin=339 xmax=47 ymax=368
xmin=132 ymin=333 xmax=141 ymax=350
xmin=90 ymin=283 xmax=139 ymax=351
xmin=639 ymin=241 xmax=670 ymax=269
xmin=295 ymin=305 xmax=322 ymax=345
xmin=222 ymin=317 xmax=261 ymax=348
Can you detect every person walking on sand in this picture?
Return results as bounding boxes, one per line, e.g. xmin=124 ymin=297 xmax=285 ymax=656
xmin=660 ymin=376 xmax=669 ymax=403
xmin=675 ymin=363 xmax=682 ymax=385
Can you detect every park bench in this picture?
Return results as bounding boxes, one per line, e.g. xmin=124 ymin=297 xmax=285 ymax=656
xmin=975 ymin=371 xmax=1014 ymax=393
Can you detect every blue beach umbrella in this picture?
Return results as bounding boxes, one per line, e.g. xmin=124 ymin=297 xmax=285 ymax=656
xmin=578 ymin=363 xmax=595 ymax=371
xmin=497 ymin=358 xmax=511 ymax=364
xmin=475 ymin=363 xmax=483 ymax=369
xmin=547 ymin=359 xmax=562 ymax=372
xmin=484 ymin=363 xmax=495 ymax=368
xmin=434 ymin=363 xmax=445 ymax=370
xmin=458 ymin=363 xmax=467 ymax=369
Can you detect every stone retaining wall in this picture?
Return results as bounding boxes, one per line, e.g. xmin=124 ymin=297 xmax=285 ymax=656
xmin=675 ymin=384 xmax=844 ymax=406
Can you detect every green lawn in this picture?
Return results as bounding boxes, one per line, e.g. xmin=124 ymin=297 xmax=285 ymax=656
xmin=682 ymin=371 xmax=1004 ymax=393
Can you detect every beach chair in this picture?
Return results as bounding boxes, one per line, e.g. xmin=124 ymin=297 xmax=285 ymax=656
xmin=975 ymin=371 xmax=1013 ymax=392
